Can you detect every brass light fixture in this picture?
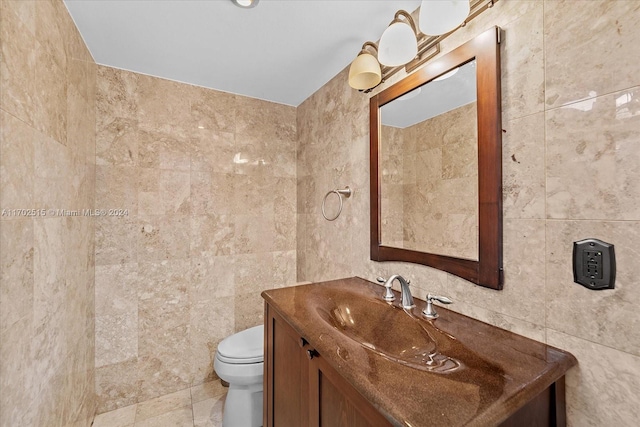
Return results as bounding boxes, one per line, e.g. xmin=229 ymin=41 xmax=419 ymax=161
xmin=348 ymin=42 xmax=382 ymax=91
xmin=348 ymin=0 xmax=498 ymax=91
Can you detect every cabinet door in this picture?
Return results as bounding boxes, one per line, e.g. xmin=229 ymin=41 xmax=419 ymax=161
xmin=308 ymin=352 xmax=393 ymax=427
xmin=264 ymin=305 xmax=309 ymax=427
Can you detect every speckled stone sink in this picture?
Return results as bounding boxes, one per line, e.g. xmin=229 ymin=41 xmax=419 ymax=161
xmin=262 ymin=277 xmax=578 ymax=427
xmin=315 ymin=289 xmax=462 ymax=372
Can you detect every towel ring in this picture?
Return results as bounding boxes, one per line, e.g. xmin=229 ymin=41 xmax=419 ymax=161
xmin=322 ymin=186 xmax=352 ymax=221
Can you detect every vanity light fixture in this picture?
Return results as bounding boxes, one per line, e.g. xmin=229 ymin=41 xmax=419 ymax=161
xmin=378 ymin=11 xmax=419 ymax=67
xmin=348 ymin=42 xmax=382 ymax=90
xmin=231 ymin=0 xmax=259 ymax=9
xmin=348 ymin=0 xmax=498 ymax=92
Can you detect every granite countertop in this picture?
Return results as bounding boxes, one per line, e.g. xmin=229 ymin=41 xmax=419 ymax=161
xmin=262 ymin=277 xmax=577 ymax=427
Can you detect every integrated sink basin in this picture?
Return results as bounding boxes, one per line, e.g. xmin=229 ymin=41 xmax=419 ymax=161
xmin=314 ymin=288 xmax=461 ymax=372
xmin=262 ymin=277 xmax=577 ymax=427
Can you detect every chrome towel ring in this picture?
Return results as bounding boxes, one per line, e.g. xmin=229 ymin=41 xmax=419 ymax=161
xmin=322 ymin=186 xmax=352 ymax=221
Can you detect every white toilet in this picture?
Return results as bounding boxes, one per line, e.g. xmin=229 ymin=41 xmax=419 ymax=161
xmin=214 ymin=325 xmax=264 ymax=427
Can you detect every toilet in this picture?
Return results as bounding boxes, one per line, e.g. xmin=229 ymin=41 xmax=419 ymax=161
xmin=214 ymin=325 xmax=264 ymax=427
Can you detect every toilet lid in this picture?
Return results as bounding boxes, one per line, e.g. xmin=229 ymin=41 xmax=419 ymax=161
xmin=217 ymin=325 xmax=264 ymax=364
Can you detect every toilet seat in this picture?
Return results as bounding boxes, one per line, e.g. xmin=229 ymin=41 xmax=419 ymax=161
xmin=216 ymin=325 xmax=263 ymax=364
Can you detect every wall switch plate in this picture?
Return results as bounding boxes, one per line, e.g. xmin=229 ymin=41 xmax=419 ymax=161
xmin=573 ymin=238 xmax=615 ymax=290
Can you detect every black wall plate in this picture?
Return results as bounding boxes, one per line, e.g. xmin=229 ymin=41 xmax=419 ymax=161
xmin=573 ymin=238 xmax=615 ymax=290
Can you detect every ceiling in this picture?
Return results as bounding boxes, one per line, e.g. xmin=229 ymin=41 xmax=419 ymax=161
xmin=64 ymin=0 xmax=422 ymax=106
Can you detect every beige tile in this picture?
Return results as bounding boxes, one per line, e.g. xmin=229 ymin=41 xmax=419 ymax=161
xmin=0 ymin=316 xmax=35 ymax=427
xmin=189 ymin=215 xmax=235 ymax=257
xmin=96 ymin=165 xmax=138 ymax=214
xmin=137 ymin=336 xmax=193 ymax=403
xmin=190 ymin=131 xmax=236 ymax=174
xmin=499 ymin=0 xmax=544 ymax=121
xmin=95 ymin=358 xmax=141 ymax=414
xmin=93 ymin=404 xmax=137 ymax=427
xmin=34 ymin=43 xmax=67 ymax=144
xmin=444 ymin=220 xmax=547 ymax=329
xmin=137 ymin=130 xmax=191 ymax=171
xmin=135 ymin=388 xmax=191 ymax=422
xmin=67 ymin=57 xmax=88 ymax=102
xmin=160 ymin=170 xmax=190 ymax=215
xmin=189 ymin=85 xmax=236 ymax=134
xmin=96 ymin=116 xmax=138 ymax=167
xmin=33 ymin=128 xmax=75 ymax=209
xmin=0 ymin=217 xmax=34 ymax=331
xmin=234 ymin=132 xmax=296 ymax=178
xmin=0 ymin=0 xmax=37 ymax=125
xmin=544 ymin=0 xmax=640 ymax=109
xmin=546 ymin=87 xmax=640 ymax=220
xmin=137 ymin=259 xmax=191 ymax=329
xmin=190 ymin=255 xmax=235 ymax=302
xmin=34 ymin=0 xmax=68 ymax=71
xmin=0 ymin=110 xmax=35 ymax=215
xmin=233 ymin=291 xmax=264 ymax=333
xmin=233 ymin=214 xmax=277 ymax=255
xmin=138 ymin=215 xmax=190 ymax=262
xmin=96 ymin=66 xmax=139 ymax=121
xmin=190 ymin=300 xmax=234 ymax=384
xmin=95 ymin=313 xmax=138 ymax=368
xmin=235 ymin=96 xmax=296 ymax=142
xmin=136 ymin=74 xmax=192 ymax=139
xmin=95 ymin=216 xmax=138 ymax=266
xmin=95 ymin=263 xmax=138 ymax=317
xmin=272 ymin=250 xmax=297 ymax=289
xmin=502 ymin=112 xmax=545 ymax=219
xmin=190 ymin=381 xmax=227 ymax=404
xmin=134 ymin=406 xmax=194 ymax=427
xmin=192 ymin=394 xmax=226 ymax=427
xmin=444 ymin=299 xmax=546 ymax=343
xmin=546 ymin=220 xmax=640 ymax=357
xmin=547 ymin=330 xmax=640 ymax=427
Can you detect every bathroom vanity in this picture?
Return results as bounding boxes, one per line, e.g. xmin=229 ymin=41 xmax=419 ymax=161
xmin=262 ymin=278 xmax=577 ymax=427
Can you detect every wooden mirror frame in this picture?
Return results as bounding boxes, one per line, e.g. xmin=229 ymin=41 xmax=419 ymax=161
xmin=370 ymin=27 xmax=503 ymax=290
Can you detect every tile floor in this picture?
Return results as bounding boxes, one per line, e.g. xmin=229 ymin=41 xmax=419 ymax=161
xmin=92 ymin=380 xmax=227 ymax=427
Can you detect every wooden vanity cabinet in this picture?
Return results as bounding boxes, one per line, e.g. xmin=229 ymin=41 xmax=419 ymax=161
xmin=265 ymin=299 xmax=568 ymax=427
xmin=264 ymin=304 xmax=392 ymax=427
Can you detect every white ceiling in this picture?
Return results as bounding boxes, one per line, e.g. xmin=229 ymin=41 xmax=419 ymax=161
xmin=64 ymin=0 xmax=422 ymax=106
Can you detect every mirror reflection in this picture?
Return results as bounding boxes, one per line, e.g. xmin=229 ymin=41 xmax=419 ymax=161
xmin=379 ymin=60 xmax=479 ymax=261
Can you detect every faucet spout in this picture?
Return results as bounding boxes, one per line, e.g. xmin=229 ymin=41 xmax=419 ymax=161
xmin=385 ymin=275 xmax=415 ymax=309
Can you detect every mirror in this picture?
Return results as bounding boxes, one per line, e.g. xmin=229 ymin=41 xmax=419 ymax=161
xmin=370 ymin=27 xmax=503 ymax=289
xmin=380 ymin=60 xmax=478 ymax=260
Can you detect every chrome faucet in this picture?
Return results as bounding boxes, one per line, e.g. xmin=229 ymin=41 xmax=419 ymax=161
xmin=376 ymin=275 xmax=415 ymax=309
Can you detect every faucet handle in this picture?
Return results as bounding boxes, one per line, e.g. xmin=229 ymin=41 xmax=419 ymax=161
xmin=429 ymin=295 xmax=452 ymax=305
xmin=376 ymin=276 xmax=396 ymax=302
xmin=422 ymin=294 xmax=452 ymax=319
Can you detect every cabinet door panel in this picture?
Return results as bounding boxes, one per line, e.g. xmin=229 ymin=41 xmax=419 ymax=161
xmin=265 ymin=307 xmax=309 ymax=427
xmin=309 ymin=354 xmax=392 ymax=427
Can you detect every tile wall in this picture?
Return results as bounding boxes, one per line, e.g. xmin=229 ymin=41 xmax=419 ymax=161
xmin=0 ymin=0 xmax=97 ymax=425
xmin=93 ymin=67 xmax=297 ymax=413
xmin=297 ymin=0 xmax=640 ymax=425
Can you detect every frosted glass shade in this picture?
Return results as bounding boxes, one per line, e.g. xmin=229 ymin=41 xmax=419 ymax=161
xmin=419 ymin=0 xmax=470 ymax=36
xmin=348 ymin=53 xmax=382 ymax=90
xmin=378 ymin=21 xmax=418 ymax=67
